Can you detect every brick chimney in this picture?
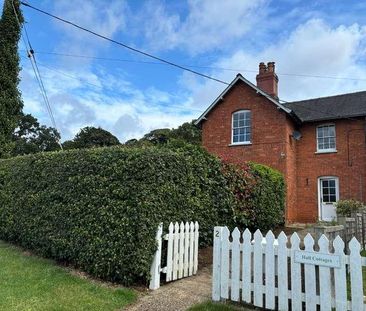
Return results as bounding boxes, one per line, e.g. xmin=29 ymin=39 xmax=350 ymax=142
xmin=256 ymin=62 xmax=278 ymax=99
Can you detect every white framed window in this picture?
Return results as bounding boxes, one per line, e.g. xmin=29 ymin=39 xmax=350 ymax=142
xmin=232 ymin=110 xmax=251 ymax=144
xmin=316 ymin=124 xmax=336 ymax=152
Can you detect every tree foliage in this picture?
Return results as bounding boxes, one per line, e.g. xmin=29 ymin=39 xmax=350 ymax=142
xmin=170 ymin=121 xmax=201 ymax=145
xmin=141 ymin=128 xmax=171 ymax=144
xmin=11 ymin=113 xmax=61 ymax=156
xmin=63 ymin=126 xmax=120 ymax=150
xmin=0 ymin=0 xmax=24 ymax=157
xmin=128 ymin=120 xmax=201 ymax=146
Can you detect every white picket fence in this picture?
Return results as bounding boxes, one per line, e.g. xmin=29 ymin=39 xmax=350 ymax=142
xmin=213 ymin=226 xmax=366 ymax=310
xmin=150 ymin=221 xmax=199 ymax=290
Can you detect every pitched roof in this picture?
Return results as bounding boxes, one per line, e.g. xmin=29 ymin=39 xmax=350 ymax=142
xmin=284 ymin=91 xmax=366 ymax=122
xmin=194 ymin=74 xmax=291 ymax=125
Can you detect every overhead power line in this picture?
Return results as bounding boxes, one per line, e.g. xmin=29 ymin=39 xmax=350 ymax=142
xmin=21 ymin=57 xmax=205 ymax=113
xmin=24 ymin=52 xmax=362 ymax=122
xmin=27 ymin=50 xmax=366 ymax=82
xmin=20 ymin=1 xmax=230 ymax=86
xmin=34 ymin=57 xmax=362 ymax=122
xmin=19 ymin=2 xmax=364 ymax=124
xmin=24 ymin=54 xmax=363 ymax=123
xmin=12 ymin=0 xmax=63 ymax=149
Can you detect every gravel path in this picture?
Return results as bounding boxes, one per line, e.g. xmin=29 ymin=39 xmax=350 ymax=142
xmin=125 ymin=266 xmax=212 ymax=311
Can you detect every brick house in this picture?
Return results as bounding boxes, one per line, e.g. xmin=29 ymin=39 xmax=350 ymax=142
xmin=195 ymin=62 xmax=366 ymax=223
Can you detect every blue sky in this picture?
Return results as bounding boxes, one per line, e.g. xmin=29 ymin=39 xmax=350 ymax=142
xmin=2 ymin=0 xmax=366 ymax=142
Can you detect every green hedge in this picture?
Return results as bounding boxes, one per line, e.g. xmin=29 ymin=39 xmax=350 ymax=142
xmin=222 ymin=162 xmax=285 ymax=230
xmin=0 ymin=144 xmax=285 ymax=285
xmin=248 ymin=162 xmax=285 ymax=229
xmin=0 ymin=146 xmax=234 ymax=285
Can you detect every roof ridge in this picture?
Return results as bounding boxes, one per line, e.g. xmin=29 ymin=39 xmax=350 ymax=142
xmin=285 ymin=90 xmax=366 ymax=105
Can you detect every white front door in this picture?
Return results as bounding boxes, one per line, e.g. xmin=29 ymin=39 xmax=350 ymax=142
xmin=318 ymin=177 xmax=339 ymax=221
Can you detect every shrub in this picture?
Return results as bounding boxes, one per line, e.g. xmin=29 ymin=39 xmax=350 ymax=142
xmin=336 ymin=199 xmax=365 ymax=216
xmin=0 ymin=143 xmax=286 ymax=285
xmin=0 ymin=145 xmax=234 ymax=285
xmin=221 ymin=163 xmax=256 ymax=228
xmin=222 ymin=162 xmax=286 ymax=230
xmin=248 ymin=162 xmax=286 ymax=229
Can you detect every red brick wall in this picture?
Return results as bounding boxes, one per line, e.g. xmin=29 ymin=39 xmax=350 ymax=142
xmin=201 ymin=80 xmax=295 ymax=221
xmin=284 ymin=118 xmax=297 ymax=222
xmin=201 ymin=79 xmax=366 ymax=223
xmin=295 ymin=119 xmax=366 ymax=223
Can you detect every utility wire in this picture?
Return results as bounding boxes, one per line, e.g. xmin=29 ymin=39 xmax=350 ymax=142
xmin=21 ymin=16 xmax=58 ymax=132
xmin=35 ymin=57 xmax=362 ymax=122
xmin=26 ymin=50 xmax=366 ymax=82
xmin=20 ymin=56 xmax=205 ymax=113
xmin=26 ymin=52 xmax=362 ymax=123
xmin=12 ymin=1 xmax=63 ymax=149
xmin=19 ymin=5 xmax=59 ymax=133
xmin=20 ymin=1 xmax=230 ymax=86
xmin=12 ymin=1 xmax=53 ymax=127
xmin=19 ymin=2 xmax=364 ymax=123
xmin=26 ymin=54 xmax=363 ymax=123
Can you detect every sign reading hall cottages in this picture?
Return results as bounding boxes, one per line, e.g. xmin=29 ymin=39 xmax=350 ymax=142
xmin=294 ymin=250 xmax=341 ymax=268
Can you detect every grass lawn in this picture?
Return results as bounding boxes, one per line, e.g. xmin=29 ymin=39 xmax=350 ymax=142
xmin=0 ymin=241 xmax=136 ymax=311
xmin=188 ymin=301 xmax=255 ymax=311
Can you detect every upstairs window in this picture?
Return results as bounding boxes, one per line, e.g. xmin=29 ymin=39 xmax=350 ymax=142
xmin=232 ymin=110 xmax=251 ymax=144
xmin=317 ymin=124 xmax=336 ymax=152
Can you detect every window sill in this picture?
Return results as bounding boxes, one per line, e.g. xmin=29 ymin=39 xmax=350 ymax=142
xmin=314 ymin=150 xmax=337 ymax=154
xmin=229 ymin=142 xmax=252 ymax=147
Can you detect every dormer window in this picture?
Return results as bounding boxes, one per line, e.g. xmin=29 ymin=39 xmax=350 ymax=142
xmin=317 ymin=124 xmax=336 ymax=152
xmin=232 ymin=110 xmax=251 ymax=144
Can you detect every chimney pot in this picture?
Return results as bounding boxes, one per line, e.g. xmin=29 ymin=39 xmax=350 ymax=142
xmin=259 ymin=62 xmax=267 ymax=74
xmin=256 ymin=61 xmax=278 ymax=99
xmin=267 ymin=62 xmax=275 ymax=73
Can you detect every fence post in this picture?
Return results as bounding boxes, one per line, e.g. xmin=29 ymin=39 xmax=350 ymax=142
xmin=349 ymin=237 xmax=363 ymax=310
xmin=149 ymin=223 xmax=163 ymax=290
xmin=212 ymin=226 xmax=223 ymax=301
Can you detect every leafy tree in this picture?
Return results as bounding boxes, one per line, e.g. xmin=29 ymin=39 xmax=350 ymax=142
xmin=141 ymin=128 xmax=171 ymax=145
xmin=12 ymin=113 xmax=61 ymax=155
xmin=170 ymin=120 xmax=201 ymax=145
xmin=136 ymin=120 xmax=201 ymax=146
xmin=64 ymin=126 xmax=120 ymax=149
xmin=61 ymin=140 xmax=76 ymax=150
xmin=124 ymin=138 xmax=138 ymax=146
xmin=0 ymin=0 xmax=24 ymax=157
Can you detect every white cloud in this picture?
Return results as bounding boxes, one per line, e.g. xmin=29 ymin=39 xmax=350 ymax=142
xmin=20 ymin=61 xmax=198 ymax=143
xmin=139 ymin=0 xmax=268 ymax=54
xmin=50 ymin=0 xmax=129 ymax=70
xmin=52 ymin=0 xmax=127 ymax=39
xmin=18 ymin=2 xmax=366 ymax=145
xmin=183 ymin=18 xmax=366 ymax=115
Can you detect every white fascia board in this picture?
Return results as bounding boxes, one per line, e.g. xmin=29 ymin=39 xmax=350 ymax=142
xmin=194 ymin=75 xmax=291 ymax=125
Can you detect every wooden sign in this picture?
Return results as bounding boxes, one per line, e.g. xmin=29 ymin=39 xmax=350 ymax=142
xmin=294 ymin=250 xmax=341 ymax=268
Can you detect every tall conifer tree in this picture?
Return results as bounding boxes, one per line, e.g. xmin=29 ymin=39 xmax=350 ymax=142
xmin=0 ymin=0 xmax=24 ymax=157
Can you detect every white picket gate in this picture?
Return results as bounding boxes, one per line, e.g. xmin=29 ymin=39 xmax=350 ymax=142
xmin=213 ymin=226 xmax=366 ymax=310
xmin=150 ymin=221 xmax=199 ymax=290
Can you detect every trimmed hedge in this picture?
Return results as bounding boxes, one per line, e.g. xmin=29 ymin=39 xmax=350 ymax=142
xmin=248 ymin=162 xmax=286 ymax=229
xmin=0 ymin=144 xmax=285 ymax=285
xmin=222 ymin=162 xmax=285 ymax=230
xmin=0 ymin=146 xmax=234 ymax=285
